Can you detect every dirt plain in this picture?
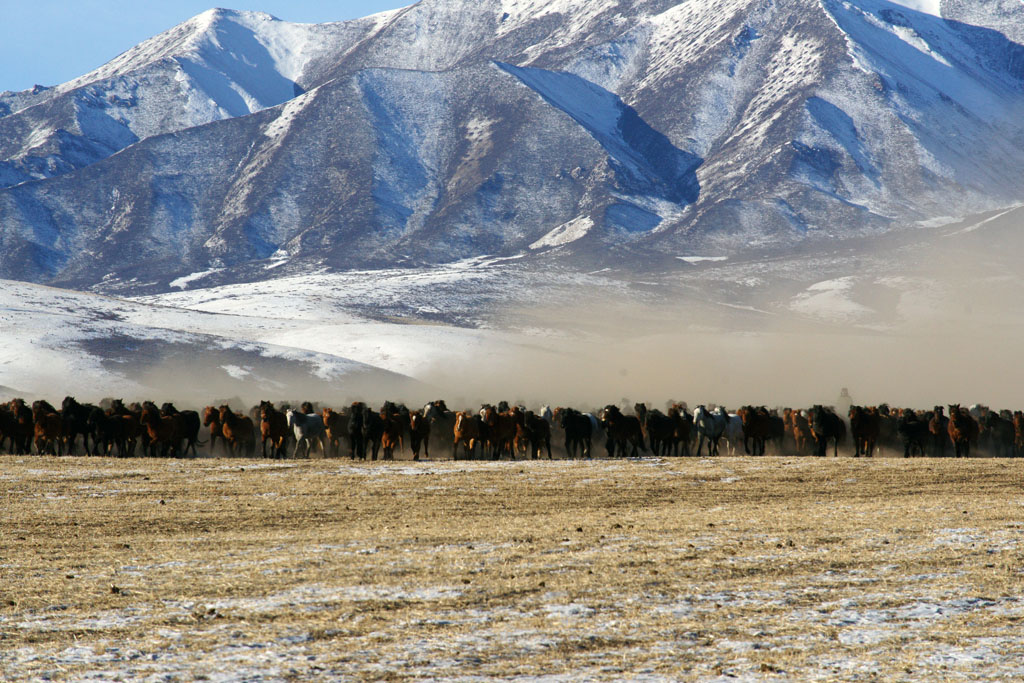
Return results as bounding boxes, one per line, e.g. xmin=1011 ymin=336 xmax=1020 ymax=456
xmin=3 ymin=453 xmax=1024 ymax=681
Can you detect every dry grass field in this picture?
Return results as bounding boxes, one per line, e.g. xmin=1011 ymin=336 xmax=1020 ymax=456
xmin=3 ymin=454 xmax=1024 ymax=680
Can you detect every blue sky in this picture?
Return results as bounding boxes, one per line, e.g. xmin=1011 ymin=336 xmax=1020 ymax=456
xmin=0 ymin=1 xmax=411 ymax=93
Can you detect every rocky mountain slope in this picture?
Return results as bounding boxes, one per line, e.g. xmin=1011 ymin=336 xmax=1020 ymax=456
xmin=1 ymin=0 xmax=1023 ymax=291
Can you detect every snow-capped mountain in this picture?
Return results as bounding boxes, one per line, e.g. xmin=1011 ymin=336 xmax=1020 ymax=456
xmin=1 ymin=0 xmax=1024 ymax=290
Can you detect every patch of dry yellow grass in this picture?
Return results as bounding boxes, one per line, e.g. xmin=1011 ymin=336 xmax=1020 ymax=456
xmin=3 ymin=456 xmax=1024 ymax=680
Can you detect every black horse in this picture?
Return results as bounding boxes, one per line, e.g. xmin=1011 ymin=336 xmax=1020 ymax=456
xmin=558 ymin=408 xmax=593 ymax=459
xmin=61 ymin=396 xmax=95 ymax=455
xmin=808 ymin=405 xmax=845 ymax=457
xmin=897 ymin=409 xmax=930 ymax=458
xmin=348 ymin=402 xmax=367 ymax=460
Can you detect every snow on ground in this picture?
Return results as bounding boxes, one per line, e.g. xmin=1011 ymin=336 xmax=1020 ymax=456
xmin=0 ymin=280 xmax=415 ymax=401
xmin=789 ymin=277 xmax=875 ymax=323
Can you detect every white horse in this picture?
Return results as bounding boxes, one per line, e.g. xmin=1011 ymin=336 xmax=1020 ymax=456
xmin=694 ymin=405 xmax=727 ymax=456
xmin=286 ymin=409 xmax=326 ymax=459
xmin=724 ymin=410 xmax=744 ymax=455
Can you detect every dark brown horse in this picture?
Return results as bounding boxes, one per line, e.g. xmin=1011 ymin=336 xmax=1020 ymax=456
xmin=409 ymin=410 xmax=430 ymax=460
xmin=601 ymin=405 xmax=645 ymax=458
xmin=737 ymin=406 xmax=775 ymax=456
xmin=849 ymin=406 xmax=881 ymax=458
xmin=928 ymin=406 xmax=950 ymax=457
xmin=260 ymin=401 xmax=290 ymax=458
xmin=668 ymin=404 xmax=692 ymax=457
xmin=5 ymin=399 xmax=33 ymax=454
xmin=483 ymin=405 xmax=517 ymax=460
xmin=635 ymin=403 xmax=677 ymax=456
xmin=322 ymin=407 xmax=348 ymax=458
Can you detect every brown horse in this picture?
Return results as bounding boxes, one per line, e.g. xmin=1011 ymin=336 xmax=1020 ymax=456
xmin=219 ymin=405 xmax=256 ymax=457
xmin=5 ymin=399 xmax=33 ymax=454
xmin=34 ymin=410 xmax=63 ymax=455
xmin=203 ymin=406 xmax=225 ymax=456
xmin=786 ymin=408 xmax=814 ymax=456
xmin=408 ymin=410 xmax=430 ymax=460
xmin=483 ymin=405 xmax=517 ymax=460
xmin=1014 ymin=411 xmax=1024 ymax=458
xmin=260 ymin=401 xmax=290 ymax=459
xmin=948 ymin=404 xmax=978 ymax=458
xmin=140 ymin=402 xmax=180 ymax=457
xmin=380 ymin=408 xmax=404 ymax=460
xmin=322 ymin=407 xmax=348 ymax=458
xmin=453 ymin=411 xmax=484 ymax=460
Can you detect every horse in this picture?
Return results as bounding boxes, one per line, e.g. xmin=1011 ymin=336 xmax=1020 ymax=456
xmin=483 ymin=405 xmax=517 ymax=460
xmin=363 ymin=408 xmax=384 ymax=461
xmin=424 ymin=401 xmax=456 ymax=459
xmin=110 ymin=399 xmax=142 ymax=457
xmin=848 ymin=406 xmax=881 ymax=458
xmin=259 ymin=401 xmax=290 ymax=459
xmin=379 ymin=404 xmax=405 ymax=460
xmin=512 ymin=409 xmax=551 ymax=459
xmin=61 ymin=396 xmax=95 ymax=456
xmin=635 ymin=403 xmax=677 ymax=457
xmin=600 ymin=405 xmax=645 ymax=458
xmin=140 ymin=402 xmax=180 ymax=457
xmin=409 ymin=410 xmax=431 ymax=460
xmin=161 ymin=403 xmax=203 ymax=458
xmin=203 ymin=406 xmax=227 ymax=456
xmin=219 ymin=405 xmax=256 ymax=457
xmin=982 ymin=411 xmax=1015 ymax=458
xmin=348 ymin=402 xmax=367 ymax=460
xmin=454 ymin=410 xmax=484 ymax=460
xmin=785 ymin=408 xmax=814 ymax=456
xmin=34 ymin=409 xmax=63 ymax=455
xmin=556 ymin=407 xmax=593 ymax=459
xmin=693 ymin=405 xmax=727 ymax=457
xmin=948 ymin=404 xmax=978 ymax=458
xmin=5 ymin=399 xmax=33 ymax=454
xmin=286 ymin=409 xmax=326 ymax=458
xmin=322 ymin=407 xmax=348 ymax=458
xmin=928 ymin=406 xmax=950 ymax=457
xmin=807 ymin=405 xmax=845 ymax=457
xmin=668 ymin=404 xmax=692 ymax=457
xmin=896 ymin=408 xmax=930 ymax=458
xmin=1014 ymin=411 xmax=1024 ymax=457
xmin=737 ymin=406 xmax=775 ymax=456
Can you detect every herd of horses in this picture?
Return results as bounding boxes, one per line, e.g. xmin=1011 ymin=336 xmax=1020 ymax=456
xmin=0 ymin=397 xmax=1019 ymax=462
xmin=1 ymin=396 xmax=1019 ymax=461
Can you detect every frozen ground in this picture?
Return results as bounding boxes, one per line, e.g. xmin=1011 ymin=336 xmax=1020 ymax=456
xmin=3 ymin=456 xmax=1024 ymax=680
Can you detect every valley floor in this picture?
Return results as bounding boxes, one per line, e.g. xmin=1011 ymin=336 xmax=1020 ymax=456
xmin=3 ymin=456 xmax=1024 ymax=680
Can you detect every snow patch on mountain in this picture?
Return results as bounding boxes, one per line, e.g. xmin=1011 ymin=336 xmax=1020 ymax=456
xmin=496 ymin=61 xmax=702 ymax=207
xmin=529 ymin=216 xmax=594 ymax=249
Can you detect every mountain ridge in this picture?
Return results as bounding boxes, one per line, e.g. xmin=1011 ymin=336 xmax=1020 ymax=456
xmin=1 ymin=0 xmax=1023 ymax=291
